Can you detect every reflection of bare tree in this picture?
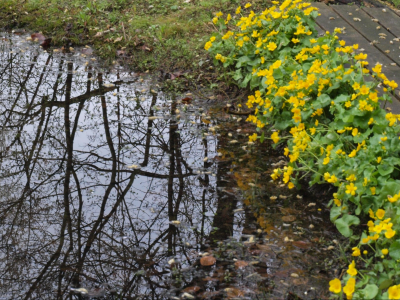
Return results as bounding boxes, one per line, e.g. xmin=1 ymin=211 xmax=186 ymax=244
xmin=0 ymin=37 xmax=223 ymax=299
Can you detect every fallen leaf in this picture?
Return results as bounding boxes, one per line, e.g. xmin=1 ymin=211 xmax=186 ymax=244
xmin=234 ymin=260 xmax=249 ymax=269
xmin=225 ymin=287 xmax=245 ymax=298
xmin=31 ymin=33 xmax=45 ymax=42
xmin=282 ymin=215 xmax=296 ymax=222
xmin=114 ymin=37 xmax=123 ymax=43
xmin=183 ymin=286 xmax=201 ymax=294
xmin=200 ymin=256 xmax=216 ymax=266
xmin=82 ymin=48 xmax=93 ymax=55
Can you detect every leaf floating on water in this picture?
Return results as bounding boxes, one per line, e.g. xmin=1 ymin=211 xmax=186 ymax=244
xmin=70 ymin=287 xmax=88 ymax=294
xmin=181 ymin=292 xmax=195 ymax=299
xmin=291 ymin=273 xmax=299 ymax=278
xmin=225 ymin=287 xmax=245 ymax=298
xmin=234 ymin=260 xmax=249 ymax=269
xmin=200 ymin=256 xmax=216 ymax=266
xmin=127 ymin=164 xmax=140 ymax=169
xmin=103 ymin=83 xmax=115 ymax=88
xmin=282 ymin=215 xmax=296 ymax=222
xmin=182 ymin=286 xmax=200 ymax=293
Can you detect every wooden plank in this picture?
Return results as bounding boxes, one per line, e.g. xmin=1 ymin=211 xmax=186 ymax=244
xmin=311 ymin=3 xmax=400 ymax=102
xmin=361 ymin=7 xmax=400 ymax=38
xmin=312 ymin=3 xmax=393 ymax=66
xmin=332 ymin=5 xmax=400 ymax=66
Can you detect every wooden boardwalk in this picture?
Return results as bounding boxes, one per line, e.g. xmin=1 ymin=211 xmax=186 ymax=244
xmin=311 ymin=2 xmax=400 ymax=113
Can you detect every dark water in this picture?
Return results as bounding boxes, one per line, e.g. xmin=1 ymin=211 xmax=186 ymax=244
xmin=0 ymin=33 xmax=339 ymax=300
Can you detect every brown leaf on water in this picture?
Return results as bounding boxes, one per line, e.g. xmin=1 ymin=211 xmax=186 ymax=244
xmin=282 ymin=215 xmax=296 ymax=222
xmin=200 ymin=256 xmax=216 ymax=266
xmin=256 ymin=244 xmax=274 ymax=252
xmin=82 ymin=48 xmax=93 ymax=55
xmin=202 ymin=276 xmax=219 ymax=282
xmin=292 ymin=240 xmax=312 ymax=249
xmin=116 ymin=50 xmax=126 ymax=56
xmin=181 ymin=97 xmax=192 ymax=103
xmin=225 ymin=287 xmax=245 ymax=298
xmin=31 ymin=33 xmax=45 ymax=42
xmin=234 ymin=260 xmax=249 ymax=269
xmin=182 ymin=286 xmax=201 ymax=293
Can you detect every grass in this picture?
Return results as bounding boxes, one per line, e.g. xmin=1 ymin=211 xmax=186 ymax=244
xmin=0 ymin=0 xmax=272 ymax=75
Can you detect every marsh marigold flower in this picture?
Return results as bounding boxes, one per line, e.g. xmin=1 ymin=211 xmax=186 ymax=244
xmin=343 ymin=277 xmax=356 ymax=300
xmin=271 ymin=132 xmax=280 ymax=144
xmin=352 ymin=247 xmax=361 ymax=256
xmin=267 ymin=42 xmax=277 ymax=51
xmin=347 ymin=260 xmax=357 ymax=276
xmin=345 ymin=183 xmax=357 ymax=196
xmin=329 ymin=278 xmax=341 ymax=294
xmin=388 ymin=285 xmax=400 ymax=300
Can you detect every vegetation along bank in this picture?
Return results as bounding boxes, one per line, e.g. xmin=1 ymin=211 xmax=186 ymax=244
xmin=205 ymin=1 xmax=400 ymax=299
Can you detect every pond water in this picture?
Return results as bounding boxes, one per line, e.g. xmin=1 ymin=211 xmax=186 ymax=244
xmin=0 ymin=33 xmax=340 ymax=300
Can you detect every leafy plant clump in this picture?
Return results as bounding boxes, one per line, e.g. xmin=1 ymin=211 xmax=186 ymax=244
xmin=205 ymin=0 xmax=400 ymax=299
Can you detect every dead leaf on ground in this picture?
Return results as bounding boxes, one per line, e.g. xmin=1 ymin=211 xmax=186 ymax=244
xmin=114 ymin=36 xmax=123 ymax=43
xmin=200 ymin=256 xmax=216 ymax=266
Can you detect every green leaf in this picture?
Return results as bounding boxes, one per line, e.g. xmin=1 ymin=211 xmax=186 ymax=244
xmin=236 ymin=56 xmax=251 ymax=68
xmin=361 ymin=284 xmax=378 ymax=299
xmin=378 ymin=163 xmax=394 ymax=176
xmin=334 ymin=214 xmax=360 ymax=237
xmin=379 ymin=279 xmax=393 ymax=290
xmin=389 ymin=241 xmax=400 ymax=260
xmin=330 ymin=206 xmax=341 ymax=222
xmin=260 ymin=132 xmax=265 ymax=143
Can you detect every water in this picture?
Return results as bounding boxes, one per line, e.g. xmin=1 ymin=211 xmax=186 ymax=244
xmin=0 ymin=33 xmax=339 ymax=300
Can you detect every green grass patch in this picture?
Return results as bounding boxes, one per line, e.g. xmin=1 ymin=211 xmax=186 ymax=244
xmin=0 ymin=0 xmax=273 ymax=73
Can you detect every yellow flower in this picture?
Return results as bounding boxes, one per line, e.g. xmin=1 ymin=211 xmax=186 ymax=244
xmin=381 ymin=136 xmax=388 ymax=142
xmin=377 ymin=157 xmax=382 ymax=163
xmin=376 ymin=209 xmax=385 ymax=220
xmin=334 ymin=198 xmax=341 ymax=206
xmin=284 ymin=147 xmax=289 ymax=156
xmin=249 ymin=133 xmax=257 ymax=142
xmin=370 ymin=187 xmax=376 ymax=195
xmin=323 ymin=157 xmax=330 ymax=165
xmin=388 ymin=285 xmax=400 ymax=300
xmin=235 ymin=6 xmax=241 ymax=14
xmin=382 ymin=248 xmax=389 ymax=255
xmin=385 ymin=229 xmax=396 ymax=239
xmin=271 ymin=132 xmax=280 ymax=144
xmin=309 ymin=127 xmax=316 ymax=135
xmin=339 ymin=40 xmax=345 ymax=46
xmin=345 ymin=183 xmax=357 ymax=196
xmin=212 ymin=17 xmax=218 ymax=24
xmin=329 ymin=278 xmax=342 ymax=294
xmin=368 ymin=118 xmax=374 ymax=125
xmin=328 ymin=175 xmax=338 ymax=184
xmin=352 ymin=128 xmax=358 ymax=136
xmin=267 ymin=42 xmax=277 ymax=51
xmin=244 ymin=2 xmax=251 ymax=8
xmin=204 ymin=41 xmax=213 ymax=50
xmin=348 ymin=150 xmax=357 ymax=158
xmin=288 ymin=182 xmax=295 ymax=189
xmin=292 ymin=38 xmax=300 ymax=43
xmin=347 ymin=260 xmax=357 ymax=276
xmin=343 ymin=277 xmax=356 ymax=300
xmin=352 ymin=247 xmax=361 ymax=256
xmin=346 ymin=174 xmax=356 ymax=182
